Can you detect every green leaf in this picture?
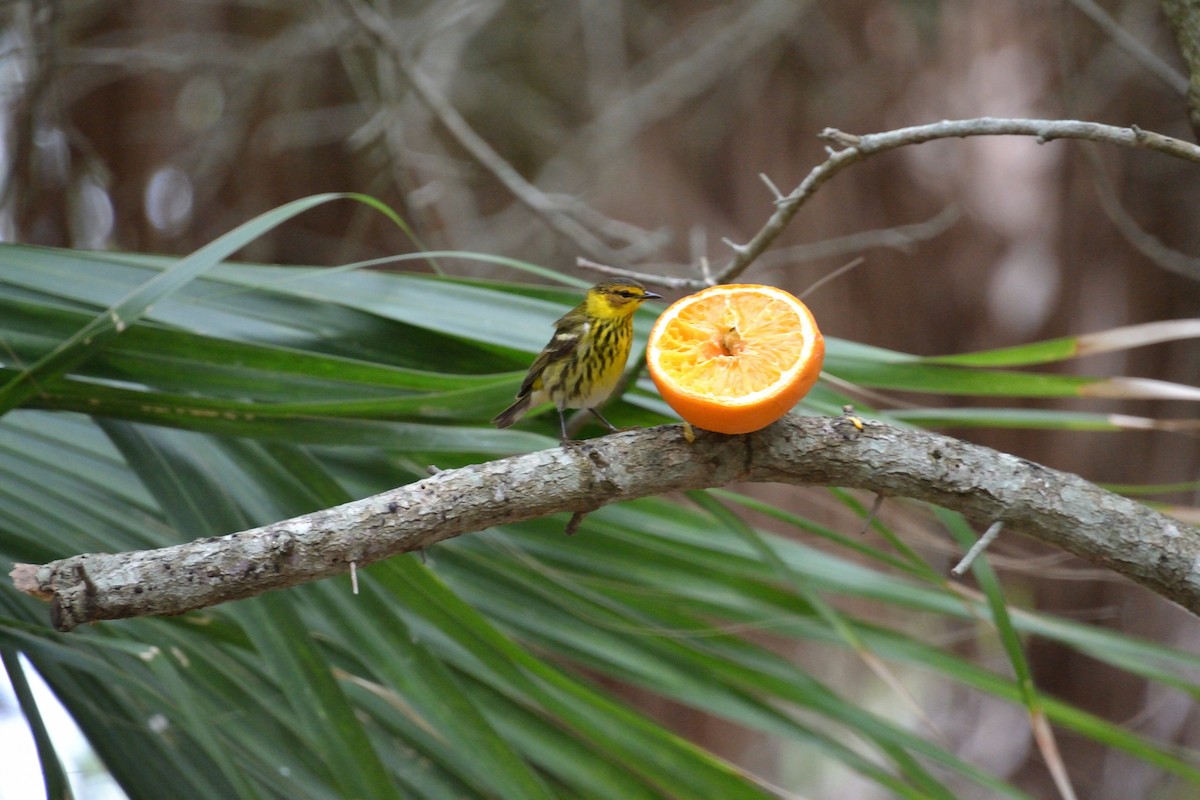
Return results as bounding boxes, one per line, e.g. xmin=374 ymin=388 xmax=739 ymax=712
xmin=921 ymin=320 xmax=1200 ymax=367
xmin=2 ymin=649 xmax=71 ymax=800
xmin=4 ymin=237 xmax=1199 ymax=799
xmin=0 ymin=194 xmax=367 ymax=414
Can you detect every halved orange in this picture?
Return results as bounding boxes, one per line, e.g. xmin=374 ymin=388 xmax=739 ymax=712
xmin=646 ymin=284 xmax=824 ymax=434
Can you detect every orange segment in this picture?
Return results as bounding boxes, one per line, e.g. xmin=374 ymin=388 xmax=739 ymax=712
xmin=646 ymin=284 xmax=824 ymax=434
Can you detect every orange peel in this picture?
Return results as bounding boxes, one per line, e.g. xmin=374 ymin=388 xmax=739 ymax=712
xmin=646 ymin=284 xmax=824 ymax=434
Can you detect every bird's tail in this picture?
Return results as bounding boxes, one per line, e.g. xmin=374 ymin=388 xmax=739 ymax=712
xmin=492 ymin=394 xmax=532 ymax=428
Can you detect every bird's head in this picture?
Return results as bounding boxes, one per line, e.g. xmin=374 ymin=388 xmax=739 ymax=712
xmin=585 ymin=279 xmax=662 ymax=318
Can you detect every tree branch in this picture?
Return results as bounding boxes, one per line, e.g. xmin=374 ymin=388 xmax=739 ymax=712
xmin=11 ymin=416 xmax=1197 ymax=631
xmin=339 ymin=0 xmax=634 ymax=265
xmin=1161 ymin=0 xmax=1200 ymax=136
xmin=712 ymin=118 xmax=1200 ymax=284
xmin=577 ymin=207 xmax=961 ymax=291
xmin=1073 ymin=0 xmax=1188 ymax=96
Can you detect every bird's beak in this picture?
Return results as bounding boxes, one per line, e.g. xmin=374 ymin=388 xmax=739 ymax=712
xmin=644 ymin=290 xmax=663 ymax=300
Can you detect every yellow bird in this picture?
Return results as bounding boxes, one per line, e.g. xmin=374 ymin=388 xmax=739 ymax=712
xmin=492 ymin=279 xmax=661 ymax=442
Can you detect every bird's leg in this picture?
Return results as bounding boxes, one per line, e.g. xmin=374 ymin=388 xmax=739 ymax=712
xmin=557 ymin=408 xmax=575 ymax=446
xmin=589 ymin=407 xmax=620 ymax=433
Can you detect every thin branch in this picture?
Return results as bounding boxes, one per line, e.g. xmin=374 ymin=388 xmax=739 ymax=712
xmin=1082 ymin=143 xmax=1200 ymax=281
xmin=551 ymin=1 xmax=809 ymax=179
xmin=757 ymin=206 xmax=961 ymax=271
xmin=798 ymin=257 xmax=864 ymax=301
xmin=543 ymin=193 xmax=670 ymax=260
xmin=758 ymin=172 xmax=787 ymax=202
xmin=340 ymin=0 xmax=627 ymax=264
xmin=12 ymin=416 xmax=1197 ymax=631
xmin=579 ymin=208 xmax=958 ymax=291
xmin=575 ymin=256 xmax=700 ymax=291
xmin=859 ymin=494 xmax=886 ymax=535
xmin=1068 ymin=0 xmax=1188 ymax=95
xmin=1162 ymin=0 xmax=1200 ymax=135
xmin=712 ymin=118 xmax=1200 ymax=284
xmin=951 ymin=521 xmax=1006 ymax=576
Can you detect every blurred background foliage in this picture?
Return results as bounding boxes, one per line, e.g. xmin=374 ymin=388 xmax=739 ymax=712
xmin=1 ymin=1 xmax=1200 ymax=798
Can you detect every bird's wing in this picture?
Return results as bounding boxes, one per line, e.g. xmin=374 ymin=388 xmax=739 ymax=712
xmin=517 ymin=315 xmax=589 ymax=397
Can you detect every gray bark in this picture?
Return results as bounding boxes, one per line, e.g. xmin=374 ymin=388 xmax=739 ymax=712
xmin=12 ymin=415 xmax=1197 ymax=631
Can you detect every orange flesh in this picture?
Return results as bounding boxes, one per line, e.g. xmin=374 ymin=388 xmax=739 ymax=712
xmin=652 ymin=292 xmax=807 ymax=403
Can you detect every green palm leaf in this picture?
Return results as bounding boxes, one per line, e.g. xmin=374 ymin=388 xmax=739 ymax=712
xmin=2 ymin=217 xmax=1199 ymax=798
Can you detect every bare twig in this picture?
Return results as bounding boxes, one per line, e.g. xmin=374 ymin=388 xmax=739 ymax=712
xmin=798 ymin=257 xmax=864 ymax=301
xmin=564 ymin=511 xmax=587 ymax=536
xmin=952 ymin=521 xmax=1006 ymax=576
xmin=554 ymin=1 xmax=810 ymax=176
xmin=758 ymin=206 xmax=961 ymax=271
xmin=758 ymin=172 xmax=787 ymax=202
xmin=340 ymin=0 xmax=629 ymax=264
xmin=1162 ymin=0 xmax=1200 ymax=135
xmin=712 ymin=118 xmax=1200 ymax=284
xmin=1081 ymin=143 xmax=1200 ymax=281
xmin=579 ymin=208 xmax=958 ymax=291
xmin=575 ymin=256 xmax=699 ymax=290
xmin=859 ymin=494 xmax=886 ymax=536
xmin=1068 ymin=0 xmax=1188 ymax=95
xmin=12 ymin=416 xmax=1197 ymax=631
xmin=543 ymin=193 xmax=670 ymax=260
